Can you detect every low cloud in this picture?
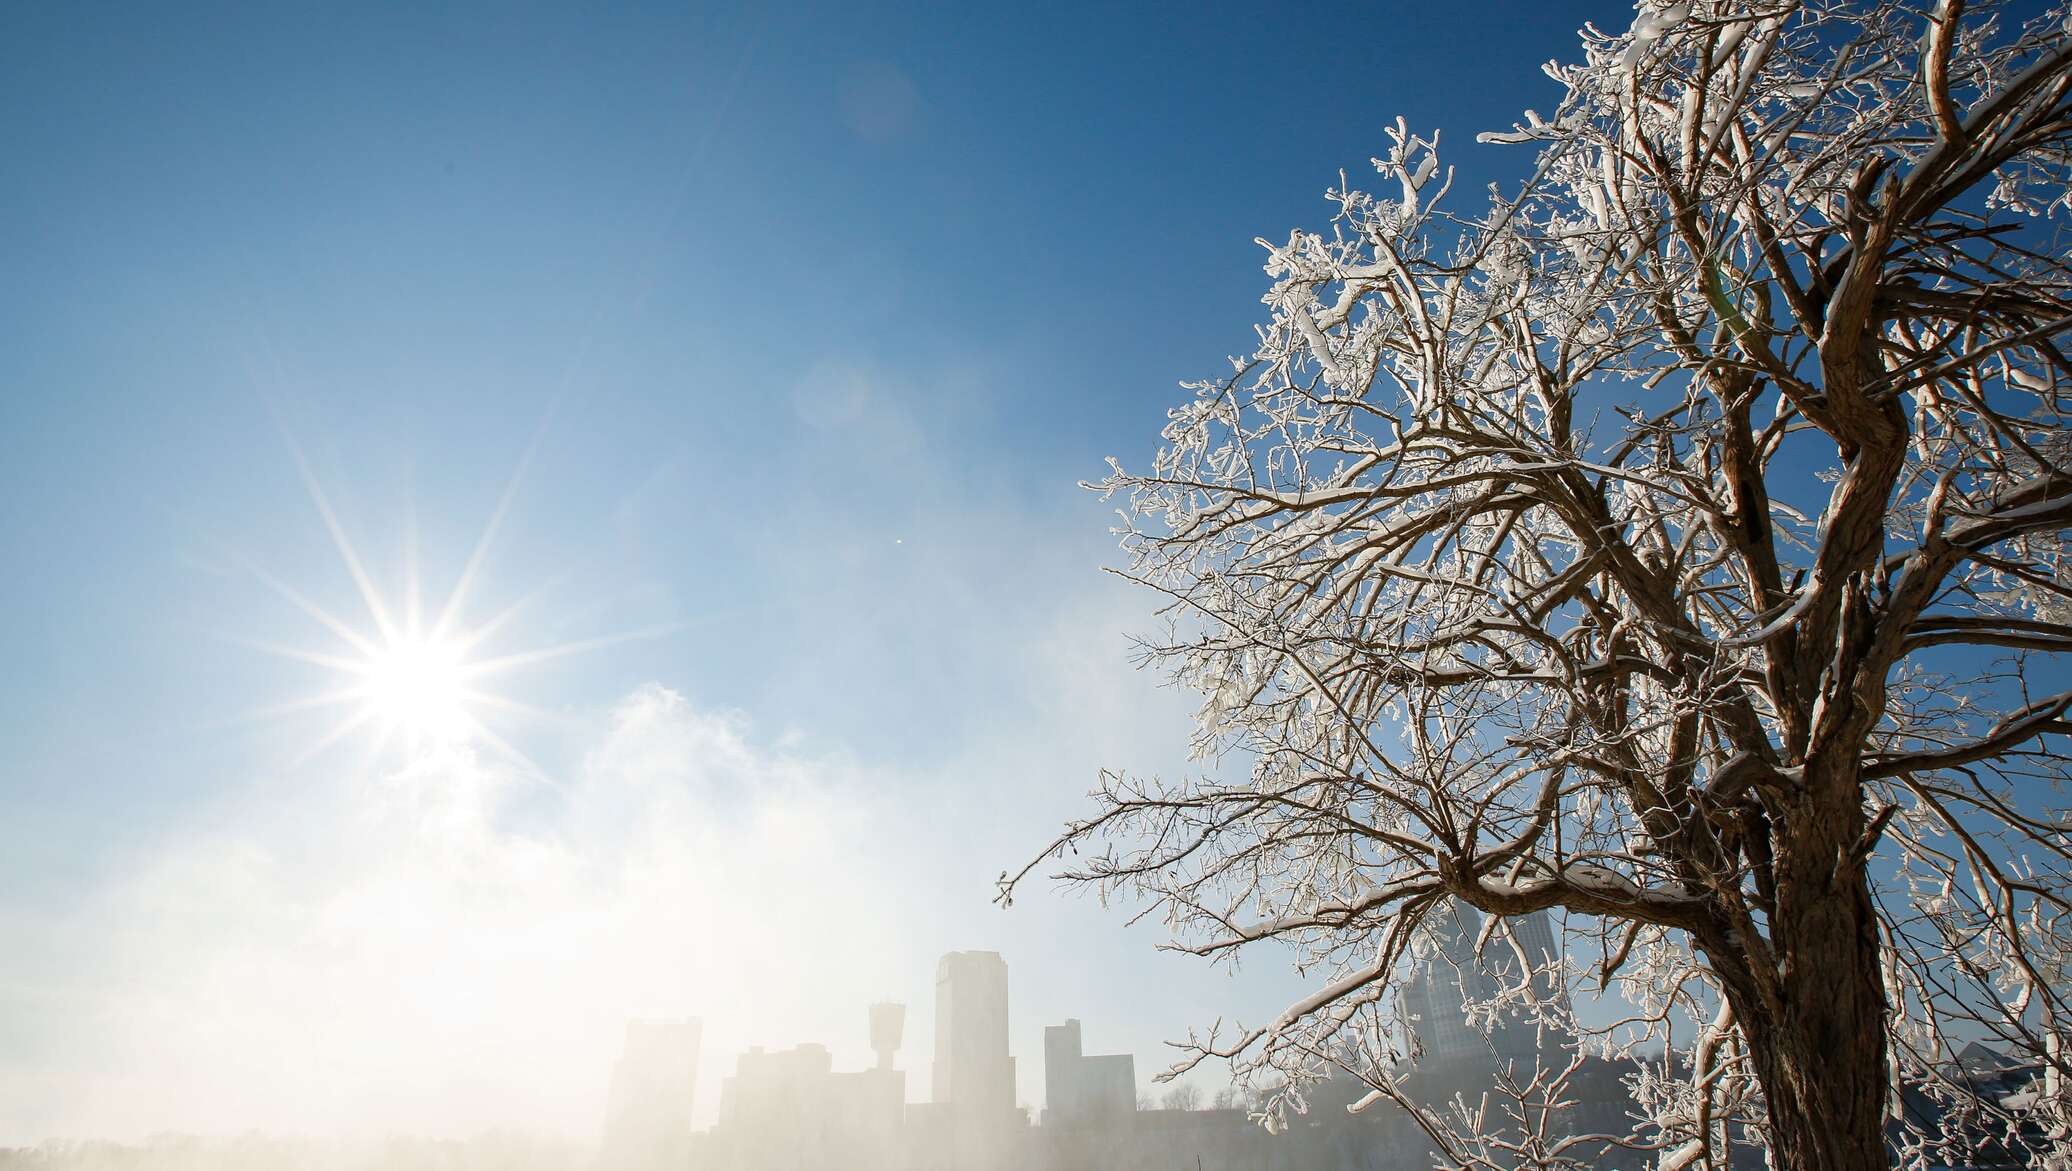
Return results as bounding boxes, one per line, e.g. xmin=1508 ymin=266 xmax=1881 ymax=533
xmin=9 ymin=686 xmax=911 ymax=1144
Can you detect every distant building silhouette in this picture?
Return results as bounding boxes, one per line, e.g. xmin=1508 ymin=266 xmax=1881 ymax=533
xmin=1042 ymin=1019 xmax=1134 ymax=1125
xmin=601 ymin=1018 xmax=700 ymax=1171
xmin=932 ymin=950 xmax=1016 ymax=1115
xmin=1399 ymin=900 xmax=1570 ymax=1090
xmin=871 ymin=1001 xmax=906 ymax=1070
xmin=711 ymin=1042 xmax=833 ymax=1170
xmin=703 ymin=1004 xmax=912 ymax=1171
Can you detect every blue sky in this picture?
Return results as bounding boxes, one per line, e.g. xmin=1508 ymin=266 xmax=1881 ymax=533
xmin=0 ymin=0 xmax=1614 ymax=1144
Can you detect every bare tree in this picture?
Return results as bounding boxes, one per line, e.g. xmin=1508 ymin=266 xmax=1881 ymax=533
xmin=1005 ymin=3 xmax=2072 ymax=1170
xmin=1162 ymin=1083 xmax=1205 ymax=1112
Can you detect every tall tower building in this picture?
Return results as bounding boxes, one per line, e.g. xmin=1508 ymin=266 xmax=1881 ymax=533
xmin=1400 ymin=901 xmax=1497 ymax=1067
xmin=1400 ymin=901 xmax=1571 ymax=1082
xmin=1485 ymin=903 xmax=1565 ymax=1064
xmin=933 ymin=950 xmax=1015 ymax=1115
xmin=602 ymin=1018 xmax=702 ymax=1171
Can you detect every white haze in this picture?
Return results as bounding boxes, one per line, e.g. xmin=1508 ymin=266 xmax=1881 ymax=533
xmin=2 ymin=526 xmax=1283 ymax=1150
xmin=11 ymin=685 xmax=921 ymax=1141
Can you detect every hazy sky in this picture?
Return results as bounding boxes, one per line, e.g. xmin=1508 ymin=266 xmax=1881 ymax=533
xmin=1 ymin=0 xmax=1610 ymax=1146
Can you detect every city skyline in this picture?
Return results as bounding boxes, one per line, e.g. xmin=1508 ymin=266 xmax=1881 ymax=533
xmin=612 ymin=915 xmax=1583 ymax=1130
xmin=607 ymin=932 xmax=1631 ymax=1171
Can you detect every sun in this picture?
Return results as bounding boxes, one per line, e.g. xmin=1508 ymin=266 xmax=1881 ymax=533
xmin=229 ymin=433 xmax=682 ymax=770
xmin=359 ymin=631 xmax=471 ymax=742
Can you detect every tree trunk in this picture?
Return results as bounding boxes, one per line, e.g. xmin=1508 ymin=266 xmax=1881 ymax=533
xmin=1721 ymin=785 xmax=1891 ymax=1171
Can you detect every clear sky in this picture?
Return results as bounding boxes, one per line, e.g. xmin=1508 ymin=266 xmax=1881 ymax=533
xmin=0 ymin=0 xmax=1612 ymax=1146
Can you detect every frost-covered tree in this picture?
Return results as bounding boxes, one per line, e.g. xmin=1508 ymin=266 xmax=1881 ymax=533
xmin=1005 ymin=4 xmax=2072 ymax=1170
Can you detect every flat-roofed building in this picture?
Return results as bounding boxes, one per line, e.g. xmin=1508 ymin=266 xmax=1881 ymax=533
xmin=1042 ymin=1018 xmax=1135 ymax=1126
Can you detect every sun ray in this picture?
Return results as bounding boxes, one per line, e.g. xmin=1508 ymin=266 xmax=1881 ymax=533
xmin=292 ymin=706 xmax=383 ymax=768
xmin=234 ymin=426 xmax=689 ymax=772
xmin=218 ymin=685 xmax=371 ymax=726
xmin=457 ymin=689 xmax=574 ymax=728
xmin=462 ymin=621 xmax=691 ymax=678
xmin=281 ymin=427 xmax=400 ymax=644
xmin=403 ymin=502 xmax=424 ymax=642
xmin=231 ymin=554 xmax=382 ymax=659
xmin=461 ymin=715 xmax=559 ymax=788
xmin=446 ymin=571 xmax=572 ymax=657
xmin=218 ymin=632 xmax=375 ymax=675
xmin=432 ymin=426 xmax=543 ymax=642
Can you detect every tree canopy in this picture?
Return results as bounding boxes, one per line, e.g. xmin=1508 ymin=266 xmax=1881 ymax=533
xmin=1008 ymin=3 xmax=2072 ymax=1169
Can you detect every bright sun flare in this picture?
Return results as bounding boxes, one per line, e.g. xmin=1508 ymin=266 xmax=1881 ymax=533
xmin=234 ymin=438 xmax=680 ymax=769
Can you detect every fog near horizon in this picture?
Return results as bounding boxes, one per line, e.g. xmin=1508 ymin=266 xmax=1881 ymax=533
xmin=3 ymin=517 xmax=1294 ymax=1145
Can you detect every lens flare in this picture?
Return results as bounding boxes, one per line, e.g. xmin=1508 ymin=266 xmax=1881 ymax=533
xmin=225 ymin=431 xmax=684 ymax=772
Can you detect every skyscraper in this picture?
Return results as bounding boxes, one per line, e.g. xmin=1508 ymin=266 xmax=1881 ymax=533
xmin=932 ymin=950 xmax=1015 ymax=1115
xmin=601 ymin=1018 xmax=702 ymax=1171
xmin=1399 ymin=901 xmax=1497 ymax=1068
xmin=1483 ymin=903 xmax=1565 ymax=1065
xmin=1399 ymin=901 xmax=1571 ymax=1081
